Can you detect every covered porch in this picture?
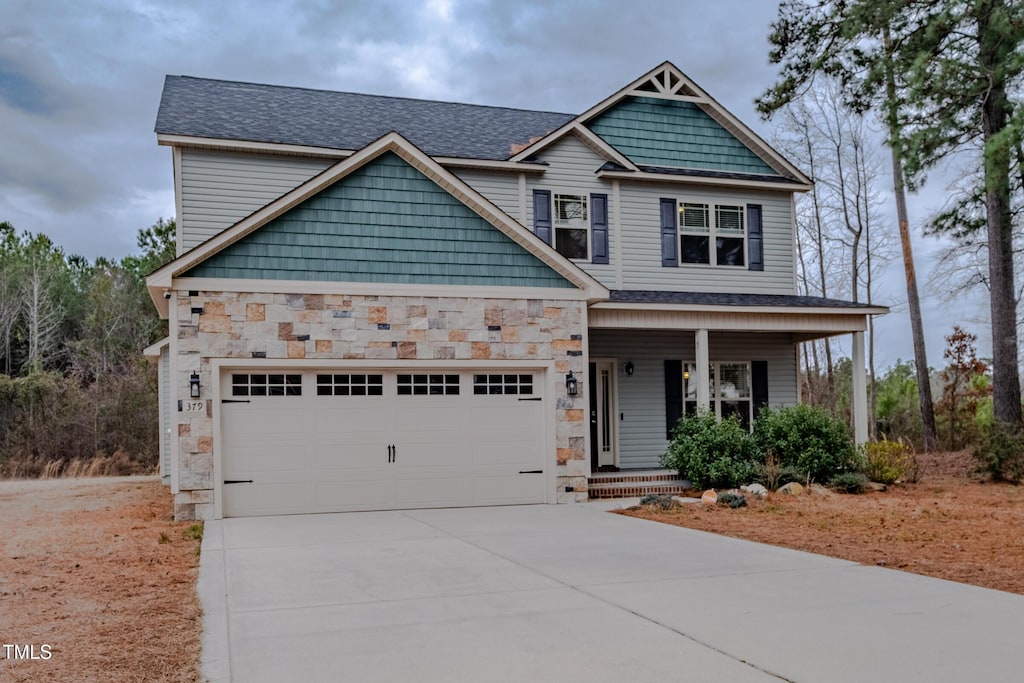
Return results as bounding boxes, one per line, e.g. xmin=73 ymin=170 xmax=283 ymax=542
xmin=584 ymin=291 xmax=887 ymax=473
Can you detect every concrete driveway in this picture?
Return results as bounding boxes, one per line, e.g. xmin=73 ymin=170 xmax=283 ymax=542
xmin=199 ymin=502 xmax=1022 ymax=682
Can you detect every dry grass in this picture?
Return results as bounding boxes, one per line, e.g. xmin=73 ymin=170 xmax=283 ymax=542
xmin=2 ymin=450 xmax=152 ymax=479
xmin=620 ymin=451 xmax=1024 ymax=595
xmin=0 ymin=477 xmax=202 ymax=682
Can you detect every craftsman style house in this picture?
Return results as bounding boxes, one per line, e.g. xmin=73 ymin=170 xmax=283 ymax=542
xmin=146 ymin=62 xmax=884 ymax=520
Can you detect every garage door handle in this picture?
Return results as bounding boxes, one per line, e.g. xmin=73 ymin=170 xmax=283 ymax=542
xmin=518 ymin=397 xmax=542 ymax=402
xmin=518 ymin=470 xmax=542 ymax=474
xmin=222 ymin=399 xmax=251 ymax=404
xmin=224 ymin=479 xmax=254 ymax=484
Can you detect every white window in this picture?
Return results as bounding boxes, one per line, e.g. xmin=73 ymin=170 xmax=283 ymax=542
xmin=679 ymin=201 xmax=745 ymax=266
xmin=683 ymin=361 xmax=752 ymax=429
xmin=553 ymin=193 xmax=588 ymax=260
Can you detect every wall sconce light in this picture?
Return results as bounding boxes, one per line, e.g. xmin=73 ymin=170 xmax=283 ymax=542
xmin=189 ymin=372 xmax=201 ymax=399
xmin=565 ymin=371 xmax=578 ymax=397
xmin=683 ymin=369 xmax=690 ymax=381
xmin=624 ymin=361 xmax=635 ymax=376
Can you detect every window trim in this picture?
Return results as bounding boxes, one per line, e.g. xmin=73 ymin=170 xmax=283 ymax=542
xmin=551 ymin=191 xmax=591 ymax=261
xmin=677 ymin=199 xmax=747 ymax=268
xmin=682 ymin=361 xmax=753 ymax=429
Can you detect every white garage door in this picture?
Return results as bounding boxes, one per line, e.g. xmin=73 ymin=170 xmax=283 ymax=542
xmin=220 ymin=369 xmax=547 ymax=517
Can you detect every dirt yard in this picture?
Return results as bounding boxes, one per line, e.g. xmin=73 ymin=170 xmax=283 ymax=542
xmin=0 ymin=476 xmax=202 ymax=683
xmin=620 ymin=451 xmax=1024 ymax=595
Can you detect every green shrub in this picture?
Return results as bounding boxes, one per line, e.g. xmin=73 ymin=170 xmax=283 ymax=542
xmin=863 ymin=439 xmax=916 ymax=485
xmin=974 ymin=421 xmax=1024 ymax=482
xmin=717 ymin=491 xmax=748 ymax=508
xmin=660 ymin=411 xmax=758 ymax=489
xmin=754 ymin=405 xmax=861 ymax=483
xmin=829 ymin=472 xmax=869 ymax=494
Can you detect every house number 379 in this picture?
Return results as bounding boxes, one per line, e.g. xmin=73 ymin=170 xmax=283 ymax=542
xmin=182 ymin=401 xmax=205 ymax=412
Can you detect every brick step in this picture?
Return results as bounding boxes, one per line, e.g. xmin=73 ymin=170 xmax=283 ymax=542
xmin=587 ymin=480 xmax=692 ymax=500
xmin=588 ymin=471 xmax=684 ymax=485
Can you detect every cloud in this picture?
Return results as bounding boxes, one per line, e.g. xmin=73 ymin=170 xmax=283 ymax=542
xmin=0 ymin=0 xmax=979 ymax=368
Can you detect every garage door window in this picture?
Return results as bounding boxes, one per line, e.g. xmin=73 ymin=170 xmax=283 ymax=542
xmin=316 ymin=373 xmax=384 ymax=396
xmin=231 ymin=373 xmax=302 ymax=397
xmin=473 ymin=374 xmax=534 ymax=395
xmin=397 ymin=374 xmax=460 ymax=396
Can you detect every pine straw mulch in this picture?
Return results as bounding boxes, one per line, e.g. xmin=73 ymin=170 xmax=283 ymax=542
xmin=0 ymin=477 xmax=202 ymax=682
xmin=618 ymin=450 xmax=1024 ymax=595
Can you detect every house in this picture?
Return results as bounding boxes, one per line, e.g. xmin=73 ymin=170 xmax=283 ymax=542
xmin=145 ymin=62 xmax=886 ymax=520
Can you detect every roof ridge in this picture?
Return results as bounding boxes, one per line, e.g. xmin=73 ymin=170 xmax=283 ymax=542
xmin=164 ymin=75 xmax=575 ymax=118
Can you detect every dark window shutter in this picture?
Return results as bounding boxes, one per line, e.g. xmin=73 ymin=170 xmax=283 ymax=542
xmin=533 ymin=189 xmax=552 ymax=245
xmin=660 ymin=198 xmax=678 ymax=267
xmin=664 ymin=359 xmax=683 ymax=439
xmin=752 ymin=360 xmax=769 ymax=418
xmin=747 ymin=204 xmax=764 ymax=271
xmin=590 ymin=193 xmax=609 ymax=264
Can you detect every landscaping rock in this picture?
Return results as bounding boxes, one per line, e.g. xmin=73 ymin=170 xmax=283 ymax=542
xmin=866 ymin=481 xmax=888 ymax=492
xmin=671 ymin=496 xmax=701 ymax=505
xmin=777 ymin=482 xmax=805 ymax=496
xmin=808 ymin=484 xmax=834 ymax=497
xmin=700 ymin=489 xmax=718 ymax=505
xmin=741 ymin=483 xmax=769 ymax=499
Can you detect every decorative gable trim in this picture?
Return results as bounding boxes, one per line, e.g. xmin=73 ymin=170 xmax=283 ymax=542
xmin=627 ymin=64 xmax=703 ymax=102
xmin=147 ymin=132 xmax=608 ymax=315
xmin=510 ymin=62 xmax=811 ymax=185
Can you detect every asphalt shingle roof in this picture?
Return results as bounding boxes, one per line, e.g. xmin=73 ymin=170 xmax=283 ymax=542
xmin=155 ymin=76 xmax=575 ymax=160
xmin=608 ymin=290 xmax=879 ymax=309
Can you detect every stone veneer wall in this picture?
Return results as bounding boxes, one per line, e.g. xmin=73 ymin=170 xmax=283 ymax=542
xmin=173 ymin=290 xmax=588 ymax=520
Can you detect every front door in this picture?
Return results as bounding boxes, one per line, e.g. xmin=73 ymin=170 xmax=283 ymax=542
xmin=589 ymin=359 xmax=618 ymax=470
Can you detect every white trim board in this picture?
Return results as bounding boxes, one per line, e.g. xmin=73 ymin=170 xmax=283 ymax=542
xmin=157 ymin=133 xmax=549 ymax=173
xmin=173 ymin=278 xmax=594 ymax=302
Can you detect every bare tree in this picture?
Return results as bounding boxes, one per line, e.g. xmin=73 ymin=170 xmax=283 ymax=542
xmin=774 ymin=83 xmax=893 ymax=422
xmin=22 ymin=263 xmax=64 ymax=373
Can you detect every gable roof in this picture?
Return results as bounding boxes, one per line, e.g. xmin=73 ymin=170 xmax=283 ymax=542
xmin=155 ymin=75 xmax=574 ymax=160
xmin=509 ymin=62 xmax=812 ymax=186
xmin=181 ymin=151 xmax=577 ymax=289
xmin=146 ymin=131 xmax=608 ymax=313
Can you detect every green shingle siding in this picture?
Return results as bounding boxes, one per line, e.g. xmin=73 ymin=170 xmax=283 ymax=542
xmin=588 ymin=97 xmax=778 ymax=175
xmin=185 ymin=152 xmax=574 ymax=288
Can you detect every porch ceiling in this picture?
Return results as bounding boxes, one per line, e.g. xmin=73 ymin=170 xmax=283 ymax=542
xmin=589 ymin=291 xmax=886 ymax=336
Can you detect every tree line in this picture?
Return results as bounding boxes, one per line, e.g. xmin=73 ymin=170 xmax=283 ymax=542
xmin=0 ymin=219 xmax=174 ymax=476
xmin=760 ymin=0 xmax=1024 ymax=459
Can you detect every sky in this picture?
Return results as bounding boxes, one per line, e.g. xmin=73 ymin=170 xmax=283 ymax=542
xmin=0 ymin=0 xmax=987 ymax=371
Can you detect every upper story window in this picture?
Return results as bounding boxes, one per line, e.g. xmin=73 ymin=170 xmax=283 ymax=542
xmin=532 ymin=189 xmax=609 ymax=265
xmin=679 ymin=202 xmax=745 ymax=267
xmin=553 ymin=193 xmax=589 ymax=260
xmin=662 ymin=198 xmax=762 ymax=271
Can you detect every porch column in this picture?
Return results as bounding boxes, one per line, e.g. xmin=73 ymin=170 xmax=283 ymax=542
xmin=851 ymin=331 xmax=868 ymax=445
xmin=695 ymin=328 xmax=711 ymax=412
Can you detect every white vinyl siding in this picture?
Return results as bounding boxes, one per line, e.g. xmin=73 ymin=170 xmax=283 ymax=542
xmin=179 ymin=149 xmax=333 ymax=251
xmin=451 ymin=168 xmax=521 ymax=218
xmin=588 ymin=329 xmax=798 ymax=469
xmin=526 ymin=135 xmax=616 ymax=283
xmin=618 ymin=182 xmax=795 ymax=293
